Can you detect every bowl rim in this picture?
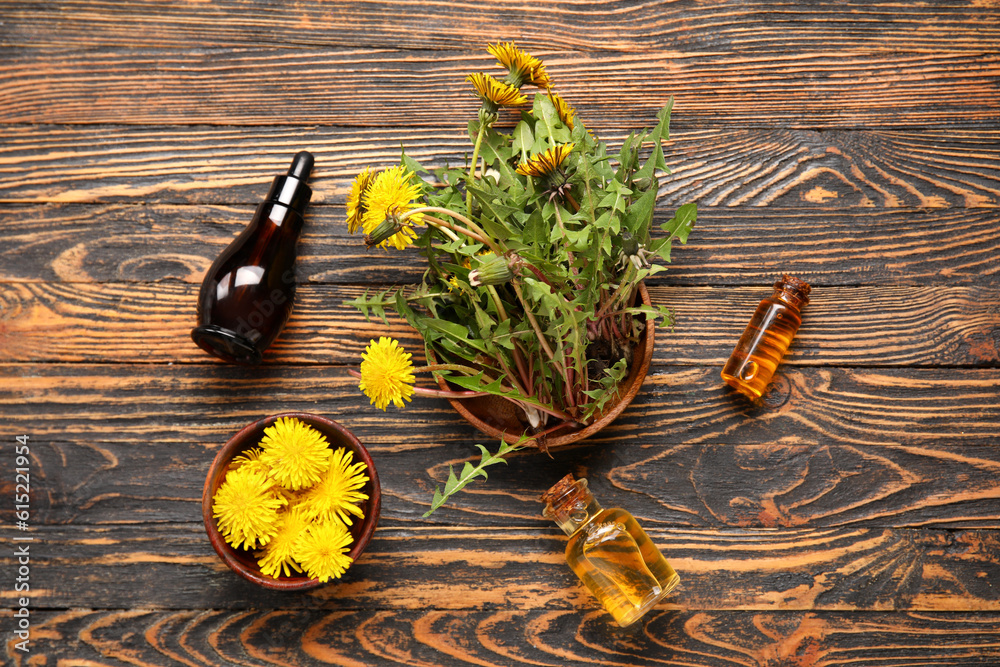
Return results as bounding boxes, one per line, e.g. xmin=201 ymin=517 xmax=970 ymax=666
xmin=435 ymin=281 xmax=655 ymax=448
xmin=201 ymin=411 xmax=381 ymax=591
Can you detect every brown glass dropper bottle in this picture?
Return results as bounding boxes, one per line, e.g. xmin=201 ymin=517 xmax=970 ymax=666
xmin=191 ymin=151 xmax=314 ymax=364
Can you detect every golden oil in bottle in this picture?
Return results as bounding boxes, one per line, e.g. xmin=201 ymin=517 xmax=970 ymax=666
xmin=542 ymin=474 xmax=680 ymax=627
xmin=721 ymin=274 xmax=811 ymax=400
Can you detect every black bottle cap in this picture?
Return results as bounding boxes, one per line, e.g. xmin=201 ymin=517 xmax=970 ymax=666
xmin=288 ymin=151 xmax=313 ymax=180
xmin=267 ymin=151 xmax=314 ymax=215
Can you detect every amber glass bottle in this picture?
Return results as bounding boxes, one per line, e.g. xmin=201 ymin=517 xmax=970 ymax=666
xmin=192 ymin=152 xmax=314 ymax=364
xmin=542 ymin=474 xmax=680 ymax=627
xmin=721 ymin=274 xmax=811 ymax=399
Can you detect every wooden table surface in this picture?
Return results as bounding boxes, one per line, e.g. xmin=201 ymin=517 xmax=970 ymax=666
xmin=3 ymin=2 xmax=1000 ymax=665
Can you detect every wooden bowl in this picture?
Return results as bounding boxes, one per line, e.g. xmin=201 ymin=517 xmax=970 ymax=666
xmin=436 ymin=282 xmax=655 ymax=448
xmin=202 ymin=412 xmax=381 ymax=591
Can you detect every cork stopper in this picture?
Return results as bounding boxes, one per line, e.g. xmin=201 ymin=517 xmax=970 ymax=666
xmin=542 ymin=474 xmax=600 ymax=534
xmin=540 ymin=473 xmax=575 ymax=501
xmin=781 ymin=274 xmax=811 ymax=298
xmin=773 ymin=274 xmax=811 ymax=310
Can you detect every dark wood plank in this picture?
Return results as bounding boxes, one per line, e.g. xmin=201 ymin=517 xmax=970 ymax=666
xmin=8 ymin=609 xmax=1000 ymax=667
xmin=3 ymin=2 xmax=997 ymax=666
xmin=4 ymin=364 xmax=997 ymax=448
xmin=1 ymin=126 xmax=997 ymax=208
xmin=14 ymin=434 xmax=1000 ymax=529
xmin=3 ymin=0 xmax=999 ymax=53
xmin=2 ymin=205 xmax=998 ymax=286
xmin=2 ymin=282 xmax=998 ymax=366
xmin=4 ymin=524 xmax=999 ymax=611
xmin=0 ymin=50 xmax=997 ymax=127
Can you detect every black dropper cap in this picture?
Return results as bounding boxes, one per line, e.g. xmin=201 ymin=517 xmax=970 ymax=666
xmin=266 ymin=151 xmax=314 ymax=215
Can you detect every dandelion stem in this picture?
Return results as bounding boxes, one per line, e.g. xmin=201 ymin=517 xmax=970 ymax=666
xmin=512 ymin=281 xmax=556 ymax=361
xmin=597 ymin=263 xmax=637 ymax=321
xmin=501 ymin=396 xmax=578 ymax=425
xmin=422 ymin=215 xmax=478 ymax=243
xmin=401 ymin=207 xmax=475 ymax=230
xmin=400 ymin=207 xmax=502 ymax=255
xmin=486 ymin=285 xmax=509 ymax=322
xmin=417 ymin=363 xmax=480 ymax=376
xmin=564 ymin=191 xmax=580 ymax=213
xmin=564 ymin=366 xmax=576 ymax=410
xmin=495 ymin=351 xmax=528 ymax=399
xmin=467 ymin=122 xmax=487 ymax=212
xmin=532 ymin=418 xmax=580 ymax=440
xmin=512 ymin=344 xmax=531 ymax=393
xmin=347 ymin=369 xmax=488 ymax=398
xmin=552 ymin=205 xmax=577 ymax=288
xmin=413 ymin=386 xmax=489 ymax=399
xmin=423 ymin=216 xmax=462 ymax=242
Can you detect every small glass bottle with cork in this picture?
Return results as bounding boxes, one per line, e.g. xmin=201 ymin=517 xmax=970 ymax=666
xmin=721 ymin=274 xmax=811 ymax=400
xmin=541 ymin=474 xmax=680 ymax=627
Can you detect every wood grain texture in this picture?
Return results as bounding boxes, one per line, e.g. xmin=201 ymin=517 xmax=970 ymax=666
xmin=11 ymin=435 xmax=1000 ymax=529
xmin=7 ymin=609 xmax=1000 ymax=667
xmin=1 ymin=126 xmax=997 ymax=207
xmin=4 ymin=0 xmax=1000 ymax=53
xmin=2 ymin=1 xmax=998 ymax=663
xmin=0 ymin=49 xmax=998 ymax=127
xmin=2 ymin=282 xmax=998 ymax=366
xmin=3 ymin=364 xmax=997 ymax=449
xmin=2 ymin=205 xmax=998 ymax=286
xmin=2 ymin=524 xmax=998 ymax=611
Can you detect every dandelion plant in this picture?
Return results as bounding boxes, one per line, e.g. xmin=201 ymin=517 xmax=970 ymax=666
xmin=345 ymin=42 xmax=697 ymax=513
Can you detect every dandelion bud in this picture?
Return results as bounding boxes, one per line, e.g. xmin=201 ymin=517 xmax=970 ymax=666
xmin=616 ymin=230 xmax=653 ymax=271
xmin=364 ymin=215 xmax=402 ymax=247
xmin=478 ymin=106 xmax=500 ymax=128
xmin=632 ymin=177 xmax=655 ymax=192
xmin=468 ymin=253 xmax=513 ymax=287
xmin=623 ymin=144 xmax=639 ymax=170
xmin=619 ymin=230 xmax=640 ymax=257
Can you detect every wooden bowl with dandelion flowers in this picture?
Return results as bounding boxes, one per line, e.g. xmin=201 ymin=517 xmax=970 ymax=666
xmin=202 ymin=412 xmax=381 ymax=591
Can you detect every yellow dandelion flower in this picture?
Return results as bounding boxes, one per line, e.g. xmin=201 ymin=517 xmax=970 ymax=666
xmin=294 ymin=519 xmax=355 ymax=583
xmin=548 ymin=91 xmax=575 ymax=131
xmin=346 ymin=167 xmax=377 ymax=234
xmin=467 ymin=72 xmax=527 ymax=107
xmin=446 ymin=275 xmax=460 ymax=293
xmin=516 ymin=143 xmax=576 ymax=177
xmin=256 ymin=507 xmax=309 ymax=578
xmin=298 ymin=447 xmax=369 ymax=526
xmin=258 ymin=417 xmax=333 ymax=491
xmin=361 ymin=166 xmax=424 ymax=250
xmin=487 ymin=41 xmax=552 ymax=89
xmin=359 ymin=337 xmax=415 ymax=411
xmin=228 ymin=447 xmax=271 ymax=477
xmin=213 ymin=466 xmax=286 ymax=550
